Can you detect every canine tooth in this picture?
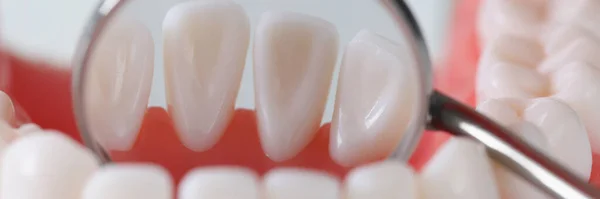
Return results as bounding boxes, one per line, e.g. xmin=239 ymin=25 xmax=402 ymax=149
xmin=420 ymin=137 xmax=500 ymax=199
xmin=85 ymin=18 xmax=154 ymax=151
xmin=1 ymin=132 xmax=99 ymax=199
xmin=551 ymin=62 xmax=600 ymax=154
xmin=264 ymin=168 xmax=341 ymax=199
xmin=179 ymin=167 xmax=260 ymax=199
xmin=539 ymin=36 xmax=600 ymax=74
xmin=254 ymin=12 xmax=338 ymax=161
xmin=344 ymin=161 xmax=419 ymax=199
xmin=330 ymin=30 xmax=417 ymax=166
xmin=0 ymin=91 xmax=14 ymax=123
xmin=478 ymin=0 xmax=546 ymax=45
xmin=163 ymin=0 xmax=250 ymax=152
xmin=82 ymin=164 xmax=172 ymax=199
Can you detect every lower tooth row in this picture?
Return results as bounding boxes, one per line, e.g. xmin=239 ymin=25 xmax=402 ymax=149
xmin=86 ymin=0 xmax=419 ymax=167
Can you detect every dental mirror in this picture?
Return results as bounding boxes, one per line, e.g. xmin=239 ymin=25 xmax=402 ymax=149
xmin=73 ymin=0 xmax=600 ymax=198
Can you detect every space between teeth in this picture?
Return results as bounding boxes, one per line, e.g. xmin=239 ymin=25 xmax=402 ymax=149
xmin=163 ymin=0 xmax=250 ymax=152
xmin=253 ymin=11 xmax=338 ymax=162
xmin=329 ymin=30 xmax=418 ymax=167
xmin=82 ymin=164 xmax=173 ymax=199
xmin=85 ymin=17 xmax=154 ymax=151
xmin=1 ymin=132 xmax=100 ymax=199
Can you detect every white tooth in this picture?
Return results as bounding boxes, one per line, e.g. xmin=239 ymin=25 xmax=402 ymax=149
xmin=16 ymin=123 xmax=42 ymax=136
xmin=254 ymin=12 xmax=338 ymax=161
xmin=82 ymin=164 xmax=173 ymax=199
xmin=0 ymin=91 xmax=14 ymax=124
xmin=344 ymin=161 xmax=419 ymax=199
xmin=1 ymin=132 xmax=99 ymax=199
xmin=478 ymin=99 xmax=552 ymax=199
xmin=476 ymin=62 xmax=548 ymax=103
xmin=539 ymin=36 xmax=600 ymax=74
xmin=163 ymin=0 xmax=250 ymax=152
xmin=330 ymin=30 xmax=418 ymax=166
xmin=420 ymin=137 xmax=500 ymax=199
xmin=550 ymin=0 xmax=600 ymax=36
xmin=541 ymin=24 xmax=598 ymax=55
xmin=477 ymin=0 xmax=546 ymax=46
xmin=264 ymin=168 xmax=341 ymax=199
xmin=85 ymin=18 xmax=154 ymax=151
xmin=551 ymin=62 xmax=600 ymax=154
xmin=0 ymin=121 xmax=18 ymax=145
xmin=179 ymin=166 xmax=260 ymax=199
xmin=478 ymin=35 xmax=544 ymax=68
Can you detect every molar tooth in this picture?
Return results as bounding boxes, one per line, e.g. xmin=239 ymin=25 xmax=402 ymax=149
xmin=478 ymin=34 xmax=544 ymax=70
xmin=1 ymin=132 xmax=99 ymax=199
xmin=254 ymin=12 xmax=338 ymax=161
xmin=263 ymin=168 xmax=341 ymax=199
xmin=542 ymin=24 xmax=598 ymax=55
xmin=550 ymin=0 xmax=600 ymax=36
xmin=85 ymin=18 xmax=154 ymax=151
xmin=539 ymin=36 xmax=600 ymax=74
xmin=179 ymin=167 xmax=261 ymax=199
xmin=330 ymin=30 xmax=418 ymax=166
xmin=478 ymin=0 xmax=547 ymax=46
xmin=82 ymin=164 xmax=173 ymax=199
xmin=551 ymin=62 xmax=600 ymax=154
xmin=163 ymin=0 xmax=250 ymax=152
xmin=344 ymin=161 xmax=419 ymax=199
xmin=476 ymin=62 xmax=548 ymax=103
xmin=420 ymin=137 xmax=500 ymax=199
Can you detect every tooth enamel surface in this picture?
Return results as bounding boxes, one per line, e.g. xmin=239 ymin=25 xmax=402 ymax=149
xmin=330 ymin=30 xmax=417 ymax=166
xmin=477 ymin=97 xmax=592 ymax=180
xmin=254 ymin=11 xmax=338 ymax=161
xmin=82 ymin=164 xmax=173 ymax=199
xmin=16 ymin=123 xmax=42 ymax=136
xmin=551 ymin=62 xmax=600 ymax=154
xmin=85 ymin=18 xmax=154 ymax=151
xmin=179 ymin=167 xmax=260 ymax=199
xmin=344 ymin=161 xmax=419 ymax=199
xmin=478 ymin=0 xmax=546 ymax=45
xmin=538 ymin=36 xmax=600 ymax=74
xmin=263 ymin=168 xmax=341 ymax=199
xmin=420 ymin=137 xmax=500 ymax=199
xmin=1 ymin=132 xmax=99 ymax=199
xmin=0 ymin=91 xmax=14 ymax=123
xmin=163 ymin=0 xmax=250 ymax=152
xmin=478 ymin=34 xmax=544 ymax=71
xmin=541 ymin=24 xmax=598 ymax=55
xmin=550 ymin=0 xmax=600 ymax=36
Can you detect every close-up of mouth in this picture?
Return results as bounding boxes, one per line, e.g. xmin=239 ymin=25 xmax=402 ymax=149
xmin=1 ymin=0 xmax=600 ymax=198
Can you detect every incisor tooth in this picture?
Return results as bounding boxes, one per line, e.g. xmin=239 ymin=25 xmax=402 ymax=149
xmin=264 ymin=168 xmax=341 ymax=199
xmin=179 ymin=167 xmax=260 ymax=199
xmin=330 ymin=30 xmax=418 ymax=166
xmin=1 ymin=132 xmax=99 ymax=199
xmin=551 ymin=62 xmax=600 ymax=154
xmin=420 ymin=137 xmax=500 ymax=199
xmin=82 ymin=164 xmax=173 ymax=199
xmin=254 ymin=12 xmax=338 ymax=161
xmin=163 ymin=0 xmax=250 ymax=152
xmin=85 ymin=18 xmax=154 ymax=151
xmin=344 ymin=161 xmax=419 ymax=199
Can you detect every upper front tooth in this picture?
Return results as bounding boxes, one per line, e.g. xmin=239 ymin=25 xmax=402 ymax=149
xmin=1 ymin=132 xmax=100 ymax=199
xmin=0 ymin=91 xmax=14 ymax=124
xmin=82 ymin=164 xmax=173 ymax=199
xmin=551 ymin=62 xmax=600 ymax=154
xmin=263 ymin=168 xmax=341 ymax=199
xmin=179 ymin=167 xmax=261 ymax=199
xmin=477 ymin=0 xmax=547 ymax=46
xmin=344 ymin=161 xmax=419 ymax=199
xmin=85 ymin=18 xmax=154 ymax=151
xmin=253 ymin=12 xmax=338 ymax=161
xmin=163 ymin=0 xmax=250 ymax=152
xmin=420 ymin=137 xmax=500 ymax=199
xmin=539 ymin=35 xmax=600 ymax=74
xmin=329 ymin=30 xmax=418 ymax=166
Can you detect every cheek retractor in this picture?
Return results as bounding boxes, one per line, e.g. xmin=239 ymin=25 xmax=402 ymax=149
xmin=73 ymin=0 xmax=600 ymax=198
